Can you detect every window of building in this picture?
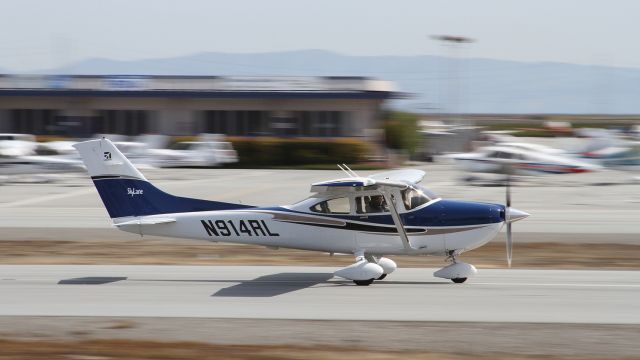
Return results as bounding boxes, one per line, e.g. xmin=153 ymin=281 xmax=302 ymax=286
xmin=9 ymin=109 xmax=56 ymax=134
xmin=97 ymin=110 xmax=149 ymax=135
xmin=203 ymin=110 xmax=268 ymax=136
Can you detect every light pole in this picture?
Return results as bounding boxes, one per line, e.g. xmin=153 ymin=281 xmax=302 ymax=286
xmin=431 ymin=35 xmax=475 ymax=126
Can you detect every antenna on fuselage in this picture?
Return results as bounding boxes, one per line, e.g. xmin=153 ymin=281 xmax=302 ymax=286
xmin=337 ymin=164 xmax=355 ymax=178
xmin=342 ymin=163 xmax=359 ymax=178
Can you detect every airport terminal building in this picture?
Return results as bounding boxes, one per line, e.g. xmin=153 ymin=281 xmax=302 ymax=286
xmin=0 ymin=75 xmax=400 ymax=137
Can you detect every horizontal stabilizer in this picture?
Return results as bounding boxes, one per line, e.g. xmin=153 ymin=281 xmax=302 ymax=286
xmin=114 ymin=218 xmax=176 ymax=227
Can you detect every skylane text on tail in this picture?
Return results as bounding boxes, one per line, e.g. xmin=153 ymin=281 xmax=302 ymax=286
xmin=74 ymin=138 xmax=529 ymax=286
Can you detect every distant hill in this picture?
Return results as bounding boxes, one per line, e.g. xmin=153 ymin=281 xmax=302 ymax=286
xmin=21 ymin=50 xmax=640 ymax=114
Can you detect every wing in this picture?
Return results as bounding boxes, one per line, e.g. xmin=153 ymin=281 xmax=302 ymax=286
xmin=310 ymin=177 xmax=376 ymax=193
xmin=368 ymin=169 xmax=425 ymax=184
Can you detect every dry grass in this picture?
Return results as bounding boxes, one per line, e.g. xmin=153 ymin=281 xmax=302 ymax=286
xmin=102 ymin=321 xmax=136 ymax=330
xmin=0 ymin=240 xmax=638 ymax=269
xmin=0 ymin=339 xmax=619 ymax=360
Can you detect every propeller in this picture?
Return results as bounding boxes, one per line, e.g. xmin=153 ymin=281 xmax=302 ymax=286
xmin=503 ymin=174 xmax=530 ymax=267
xmin=505 ymin=176 xmax=512 ymax=267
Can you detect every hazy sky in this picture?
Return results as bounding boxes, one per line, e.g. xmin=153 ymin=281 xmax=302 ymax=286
xmin=0 ymin=0 xmax=638 ymax=71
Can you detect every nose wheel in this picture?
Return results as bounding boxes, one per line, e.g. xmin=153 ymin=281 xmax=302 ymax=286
xmin=434 ymin=250 xmax=477 ymax=283
xmin=353 ymin=279 xmax=375 ymax=286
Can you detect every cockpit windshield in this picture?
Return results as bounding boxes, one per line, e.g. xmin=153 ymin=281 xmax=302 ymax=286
xmin=401 ymin=185 xmax=438 ymax=210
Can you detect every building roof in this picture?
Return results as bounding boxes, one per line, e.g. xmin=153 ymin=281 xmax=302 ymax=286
xmin=0 ymin=75 xmax=404 ymax=100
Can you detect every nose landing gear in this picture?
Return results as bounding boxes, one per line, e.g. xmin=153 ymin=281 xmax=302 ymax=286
xmin=434 ymin=250 xmax=477 ymax=283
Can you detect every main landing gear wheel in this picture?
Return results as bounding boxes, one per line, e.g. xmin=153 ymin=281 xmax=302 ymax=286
xmin=353 ymin=279 xmax=375 ymax=286
xmin=376 ymin=274 xmax=387 ymax=280
xmin=451 ymin=277 xmax=467 ymax=283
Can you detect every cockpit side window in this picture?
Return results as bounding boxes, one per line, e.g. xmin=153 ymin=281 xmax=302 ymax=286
xmin=355 ymin=195 xmax=388 ymax=214
xmin=310 ymin=197 xmax=350 ymax=214
xmin=401 ymin=187 xmax=431 ymax=210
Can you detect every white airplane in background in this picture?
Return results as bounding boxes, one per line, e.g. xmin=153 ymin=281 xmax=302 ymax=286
xmin=146 ymin=134 xmax=238 ymax=168
xmin=0 ymin=134 xmax=84 ymax=178
xmin=74 ymin=138 xmax=529 ymax=285
xmin=497 ymin=142 xmax=565 ymax=155
xmin=0 ymin=134 xmax=38 ymax=157
xmin=574 ymin=130 xmax=640 ymax=168
xmin=447 ymin=145 xmax=601 ymax=177
xmin=0 ymin=133 xmax=171 ymax=179
xmin=148 ymin=140 xmax=238 ymax=167
xmin=0 ymin=155 xmax=84 ymax=176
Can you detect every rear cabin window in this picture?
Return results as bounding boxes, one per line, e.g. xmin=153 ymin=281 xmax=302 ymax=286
xmin=310 ymin=197 xmax=350 ymax=214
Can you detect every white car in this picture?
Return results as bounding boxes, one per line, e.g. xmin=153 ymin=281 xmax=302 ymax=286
xmin=150 ymin=141 xmax=238 ymax=167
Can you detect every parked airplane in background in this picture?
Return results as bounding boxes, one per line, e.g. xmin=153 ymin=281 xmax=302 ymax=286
xmin=0 ymin=155 xmax=84 ymax=176
xmin=149 ymin=139 xmax=238 ymax=167
xmin=74 ymin=138 xmax=529 ymax=285
xmin=0 ymin=134 xmax=84 ymax=177
xmin=447 ymin=145 xmax=601 ymax=177
xmin=0 ymin=134 xmax=38 ymax=157
xmin=574 ymin=130 xmax=640 ymax=168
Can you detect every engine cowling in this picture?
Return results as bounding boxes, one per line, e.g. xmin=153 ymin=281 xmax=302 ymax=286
xmin=334 ymin=260 xmax=384 ymax=281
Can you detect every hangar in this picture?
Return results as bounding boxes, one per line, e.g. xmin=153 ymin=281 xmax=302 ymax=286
xmin=0 ymin=75 xmax=400 ymax=137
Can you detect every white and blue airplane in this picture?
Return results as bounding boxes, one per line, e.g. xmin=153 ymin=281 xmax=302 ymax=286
xmin=74 ymin=138 xmax=530 ymax=286
xmin=447 ymin=145 xmax=601 ymax=176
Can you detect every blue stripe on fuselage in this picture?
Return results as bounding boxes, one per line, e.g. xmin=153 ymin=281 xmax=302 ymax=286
xmin=263 ymin=199 xmax=504 ymax=227
xmin=93 ymin=178 xmax=253 ymax=218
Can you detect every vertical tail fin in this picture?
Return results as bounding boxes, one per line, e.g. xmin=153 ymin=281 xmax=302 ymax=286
xmin=74 ymin=138 xmax=147 ymax=181
xmin=74 ymin=138 xmax=250 ymax=220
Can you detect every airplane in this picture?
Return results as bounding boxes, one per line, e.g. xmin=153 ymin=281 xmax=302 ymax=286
xmin=574 ymin=130 xmax=640 ymax=168
xmin=148 ymin=140 xmax=238 ymax=167
xmin=0 ymin=134 xmax=84 ymax=178
xmin=146 ymin=133 xmax=238 ymax=168
xmin=73 ymin=138 xmax=530 ymax=286
xmin=446 ymin=145 xmax=601 ymax=177
xmin=0 ymin=133 xmax=38 ymax=157
xmin=0 ymin=133 xmax=168 ymax=179
xmin=494 ymin=142 xmax=565 ymax=156
xmin=0 ymin=155 xmax=84 ymax=176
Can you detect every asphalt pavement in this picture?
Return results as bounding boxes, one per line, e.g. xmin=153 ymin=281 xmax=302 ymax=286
xmin=1 ymin=265 xmax=638 ymax=324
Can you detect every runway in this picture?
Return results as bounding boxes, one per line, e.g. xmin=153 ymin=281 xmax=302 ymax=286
xmin=1 ymin=265 xmax=638 ymax=324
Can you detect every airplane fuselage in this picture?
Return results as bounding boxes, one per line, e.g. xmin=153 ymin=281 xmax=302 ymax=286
xmin=117 ymin=199 xmax=505 ymax=256
xmin=74 ymin=138 xmax=530 ymax=284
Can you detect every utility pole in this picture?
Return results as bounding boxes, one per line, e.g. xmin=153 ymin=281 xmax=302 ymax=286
xmin=431 ymin=35 xmax=474 ymax=126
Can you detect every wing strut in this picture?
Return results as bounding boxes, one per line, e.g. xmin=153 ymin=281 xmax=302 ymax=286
xmin=382 ymin=191 xmax=418 ymax=254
